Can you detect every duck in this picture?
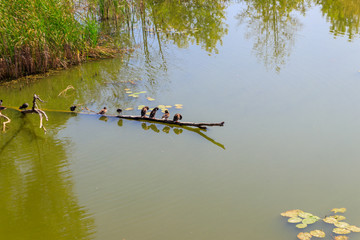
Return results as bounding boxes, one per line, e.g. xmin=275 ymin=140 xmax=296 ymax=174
xmin=141 ymin=106 xmax=149 ymax=117
xmin=70 ymin=105 xmax=77 ymax=111
xmin=162 ymin=110 xmax=170 ymax=120
xmin=116 ymin=108 xmax=122 ymax=115
xmin=173 ymin=113 xmax=182 ymax=122
xmin=98 ymin=107 xmax=107 ymax=115
xmin=149 ymin=107 xmax=159 ymax=119
xmin=19 ymin=103 xmax=29 ymax=110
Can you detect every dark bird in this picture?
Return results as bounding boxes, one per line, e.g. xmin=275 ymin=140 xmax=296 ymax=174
xmin=173 ymin=113 xmax=182 ymax=122
xmin=70 ymin=105 xmax=77 ymax=111
xmin=116 ymin=108 xmax=122 ymax=115
xmin=0 ymin=106 xmax=6 ymax=111
xmin=162 ymin=110 xmax=170 ymax=120
xmin=19 ymin=103 xmax=29 ymax=110
xmin=149 ymin=107 xmax=159 ymax=119
xmin=141 ymin=106 xmax=149 ymax=117
xmin=98 ymin=107 xmax=107 ymax=115
xmin=0 ymin=100 xmax=2 ymax=106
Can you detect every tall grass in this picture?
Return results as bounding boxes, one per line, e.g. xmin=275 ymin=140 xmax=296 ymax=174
xmin=0 ymin=0 xmax=100 ymax=80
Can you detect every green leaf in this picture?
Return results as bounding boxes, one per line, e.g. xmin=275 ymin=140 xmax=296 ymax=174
xmin=296 ymin=223 xmax=308 ymax=229
xmin=288 ymin=217 xmax=302 ymax=223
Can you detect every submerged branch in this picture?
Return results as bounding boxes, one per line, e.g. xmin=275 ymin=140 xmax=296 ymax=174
xmin=0 ymin=113 xmax=11 ymax=132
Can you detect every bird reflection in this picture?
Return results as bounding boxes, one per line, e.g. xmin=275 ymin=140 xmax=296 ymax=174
xmin=173 ymin=128 xmax=183 ymax=135
xmin=99 ymin=116 xmax=108 ymax=122
xmin=117 ymin=119 xmax=123 ymax=127
xmin=142 ymin=122 xmax=150 ymax=130
xmin=162 ymin=126 xmax=170 ymax=133
xmin=149 ymin=124 xmax=160 ymax=133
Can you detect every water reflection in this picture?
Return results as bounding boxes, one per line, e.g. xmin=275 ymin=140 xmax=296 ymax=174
xmin=0 ymin=111 xmax=95 ymax=240
xmin=237 ymin=0 xmax=360 ymax=71
xmin=315 ymin=0 xmax=360 ymax=40
xmin=237 ymin=0 xmax=308 ymax=72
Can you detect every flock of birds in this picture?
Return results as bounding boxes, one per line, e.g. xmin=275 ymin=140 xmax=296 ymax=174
xmin=0 ymin=100 xmax=183 ymax=122
xmin=70 ymin=105 xmax=183 ymax=122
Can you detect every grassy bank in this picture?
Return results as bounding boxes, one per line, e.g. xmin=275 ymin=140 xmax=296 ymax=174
xmin=0 ymin=0 xmax=104 ymax=80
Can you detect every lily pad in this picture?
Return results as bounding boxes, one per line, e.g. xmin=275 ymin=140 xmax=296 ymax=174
xmin=299 ymin=212 xmax=315 ymax=219
xmin=158 ymin=105 xmax=166 ymax=109
xmin=165 ymin=105 xmax=172 ymax=108
xmin=174 ymin=104 xmax=183 ymax=106
xmin=296 ymin=223 xmax=308 ymax=229
xmin=331 ymin=208 xmax=346 ymax=214
xmin=310 ymin=230 xmax=325 ymax=238
xmin=175 ymin=106 xmax=183 ymax=109
xmin=297 ymin=232 xmax=312 ymax=240
xmin=334 ymin=222 xmax=350 ymax=228
xmin=302 ymin=218 xmax=319 ymax=225
xmin=138 ymin=105 xmax=145 ymax=110
xmin=146 ymin=97 xmax=155 ymax=101
xmin=288 ymin=217 xmax=303 ymax=223
xmin=332 ymin=215 xmax=346 ymax=221
xmin=334 ymin=236 xmax=348 ymax=240
xmin=126 ymin=91 xmax=132 ymax=94
xmin=333 ymin=228 xmax=351 ymax=234
xmin=323 ymin=217 xmax=338 ymax=224
xmin=125 ymin=108 xmax=133 ymax=111
xmin=128 ymin=94 xmax=139 ymax=98
xmin=124 ymin=88 xmax=130 ymax=91
xmin=347 ymin=225 xmax=360 ymax=232
xmin=281 ymin=209 xmax=304 ymax=218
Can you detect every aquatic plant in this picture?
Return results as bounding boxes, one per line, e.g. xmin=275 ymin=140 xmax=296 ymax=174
xmin=281 ymin=208 xmax=360 ymax=239
xmin=0 ymin=0 xmax=100 ymax=80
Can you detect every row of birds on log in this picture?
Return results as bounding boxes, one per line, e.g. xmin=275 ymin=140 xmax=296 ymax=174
xmin=0 ymin=100 xmax=28 ymax=111
xmin=0 ymin=100 xmax=183 ymax=122
xmin=70 ymin=105 xmax=183 ymax=122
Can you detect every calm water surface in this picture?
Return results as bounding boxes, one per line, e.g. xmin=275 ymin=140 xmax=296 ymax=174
xmin=2 ymin=1 xmax=360 ymax=239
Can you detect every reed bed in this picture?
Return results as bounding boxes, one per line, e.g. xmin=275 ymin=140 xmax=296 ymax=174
xmin=0 ymin=0 xmax=101 ymax=80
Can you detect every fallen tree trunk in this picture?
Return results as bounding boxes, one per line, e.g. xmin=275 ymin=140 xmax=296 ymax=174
xmin=116 ymin=115 xmax=224 ymax=129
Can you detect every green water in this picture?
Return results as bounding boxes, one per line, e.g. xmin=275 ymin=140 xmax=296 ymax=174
xmin=2 ymin=1 xmax=360 ymax=239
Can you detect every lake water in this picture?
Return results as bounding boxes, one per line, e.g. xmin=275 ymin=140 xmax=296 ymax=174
xmin=1 ymin=1 xmax=360 ymax=239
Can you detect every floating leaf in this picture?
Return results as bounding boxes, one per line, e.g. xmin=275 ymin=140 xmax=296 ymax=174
xmin=288 ymin=217 xmax=303 ymax=223
xmin=165 ymin=105 xmax=172 ymax=108
xmin=139 ymin=91 xmax=147 ymax=93
xmin=281 ymin=209 xmax=304 ymax=218
xmin=296 ymin=223 xmax=308 ymax=229
xmin=332 ymin=215 xmax=346 ymax=221
xmin=297 ymin=232 xmax=312 ymax=240
xmin=124 ymin=88 xmax=130 ymax=91
xmin=323 ymin=217 xmax=338 ymax=224
xmin=334 ymin=222 xmax=350 ymax=228
xmin=125 ymin=108 xmax=133 ymax=111
xmin=128 ymin=94 xmax=139 ymax=98
xmin=331 ymin=208 xmax=346 ymax=214
xmin=333 ymin=228 xmax=351 ymax=234
xmin=147 ymin=97 xmax=155 ymax=101
xmin=158 ymin=105 xmax=166 ymax=109
xmin=175 ymin=106 xmax=183 ymax=109
xmin=174 ymin=104 xmax=183 ymax=106
xmin=347 ymin=225 xmax=360 ymax=232
xmin=137 ymin=105 xmax=145 ymax=110
xmin=126 ymin=91 xmax=132 ymax=94
xmin=302 ymin=217 xmax=319 ymax=225
xmin=334 ymin=236 xmax=348 ymax=240
xmin=310 ymin=230 xmax=325 ymax=238
xmin=299 ymin=212 xmax=314 ymax=219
